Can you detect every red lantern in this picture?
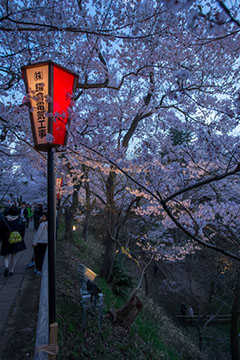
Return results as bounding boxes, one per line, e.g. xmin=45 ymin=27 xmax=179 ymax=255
xmin=21 ymin=61 xmax=78 ymax=151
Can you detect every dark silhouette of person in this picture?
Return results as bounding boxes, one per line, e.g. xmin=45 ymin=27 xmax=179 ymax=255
xmin=181 ymin=302 xmax=188 ymax=316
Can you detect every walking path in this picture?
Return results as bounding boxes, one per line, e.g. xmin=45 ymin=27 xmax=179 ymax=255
xmin=0 ymin=221 xmax=35 ymax=336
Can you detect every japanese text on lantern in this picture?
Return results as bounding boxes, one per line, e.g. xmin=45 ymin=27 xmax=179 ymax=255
xmin=35 ymin=74 xmax=46 ymax=139
xmin=25 ymin=65 xmax=49 ymax=145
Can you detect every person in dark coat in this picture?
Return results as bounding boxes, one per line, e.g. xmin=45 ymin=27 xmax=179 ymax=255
xmin=0 ymin=205 xmax=26 ymax=277
xmin=33 ymin=204 xmax=43 ymax=230
xmin=181 ymin=302 xmax=188 ymax=316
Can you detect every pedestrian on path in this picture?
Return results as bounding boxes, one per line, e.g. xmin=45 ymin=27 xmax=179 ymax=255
xmin=26 ymin=254 xmax=35 ymax=269
xmin=0 ymin=205 xmax=26 ymax=277
xmin=33 ymin=204 xmax=43 ymax=230
xmin=32 ymin=212 xmax=48 ymax=276
xmin=20 ymin=202 xmax=28 ymax=226
xmin=26 ymin=204 xmax=33 ymax=228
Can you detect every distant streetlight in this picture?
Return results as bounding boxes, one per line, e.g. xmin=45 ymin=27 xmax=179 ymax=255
xmin=21 ymin=61 xmax=78 ymax=356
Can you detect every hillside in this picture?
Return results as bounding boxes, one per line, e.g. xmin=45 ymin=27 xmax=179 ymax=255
xmin=56 ymin=225 xmax=205 ymax=360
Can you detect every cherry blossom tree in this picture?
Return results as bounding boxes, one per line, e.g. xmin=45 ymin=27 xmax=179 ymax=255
xmin=0 ymin=0 xmax=239 ymax=272
xmin=0 ymin=1 xmax=240 ymax=356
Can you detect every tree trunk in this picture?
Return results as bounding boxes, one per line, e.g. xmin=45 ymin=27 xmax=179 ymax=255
xmin=65 ymin=188 xmax=79 ymax=242
xmin=112 ymin=295 xmax=143 ymax=329
xmin=231 ymin=270 xmax=240 ymax=360
xmin=100 ymin=169 xmax=118 ymax=282
xmin=81 ymin=165 xmax=90 ymax=242
xmin=81 ymin=216 xmax=89 ymax=242
xmin=65 ymin=207 xmax=74 ymax=242
xmin=144 ymin=272 xmax=149 ymax=297
xmin=100 ymin=231 xmax=116 ymax=282
xmin=196 ymin=323 xmax=203 ymax=352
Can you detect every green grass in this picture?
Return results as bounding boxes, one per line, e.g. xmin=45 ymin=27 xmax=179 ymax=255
xmin=96 ymin=277 xmax=125 ymax=310
xmin=97 ymin=278 xmax=181 ymax=359
xmin=133 ymin=315 xmax=180 ymax=360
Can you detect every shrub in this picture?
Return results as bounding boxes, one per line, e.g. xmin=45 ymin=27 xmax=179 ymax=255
xmin=111 ymin=254 xmax=134 ymax=297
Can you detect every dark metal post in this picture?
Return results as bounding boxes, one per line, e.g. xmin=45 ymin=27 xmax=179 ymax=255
xmin=48 ymin=147 xmax=56 ymax=325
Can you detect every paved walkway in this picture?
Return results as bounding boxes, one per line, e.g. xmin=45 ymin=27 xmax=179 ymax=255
xmin=0 ymin=220 xmax=35 ymax=336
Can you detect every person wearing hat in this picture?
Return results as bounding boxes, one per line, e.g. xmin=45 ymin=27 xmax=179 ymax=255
xmin=0 ymin=205 xmax=26 ymax=277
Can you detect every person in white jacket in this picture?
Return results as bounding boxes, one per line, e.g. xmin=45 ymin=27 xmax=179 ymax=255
xmin=32 ymin=212 xmax=48 ymax=275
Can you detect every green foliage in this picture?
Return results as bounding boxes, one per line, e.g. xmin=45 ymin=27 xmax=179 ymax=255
xmin=96 ymin=277 xmax=124 ymax=310
xmin=57 ymin=217 xmax=65 ymax=240
xmin=73 ymin=228 xmax=85 ymax=247
xmin=111 ymin=254 xmax=134 ymax=297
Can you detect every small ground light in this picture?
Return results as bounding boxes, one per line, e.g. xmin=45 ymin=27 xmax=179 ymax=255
xmin=72 ymin=225 xmax=76 ymax=231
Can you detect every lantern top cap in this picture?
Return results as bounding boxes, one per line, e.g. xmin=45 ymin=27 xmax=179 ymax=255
xmin=21 ymin=60 xmax=79 ymax=78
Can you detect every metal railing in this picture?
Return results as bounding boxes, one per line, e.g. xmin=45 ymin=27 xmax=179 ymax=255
xmin=34 ymin=249 xmax=49 ymax=360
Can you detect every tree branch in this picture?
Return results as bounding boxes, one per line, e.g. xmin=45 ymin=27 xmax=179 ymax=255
xmin=68 ymin=143 xmax=240 ymax=262
xmin=158 ymin=192 xmax=240 ymax=262
xmin=164 ymin=164 xmax=240 ymax=203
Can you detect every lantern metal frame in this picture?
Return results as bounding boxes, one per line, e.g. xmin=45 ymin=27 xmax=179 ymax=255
xmin=21 ymin=60 xmax=79 ymax=152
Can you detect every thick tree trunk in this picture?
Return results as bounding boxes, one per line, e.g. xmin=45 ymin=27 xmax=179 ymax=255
xmin=100 ymin=231 xmax=116 ymax=282
xmin=197 ymin=324 xmax=203 ymax=352
xmin=100 ymin=170 xmax=117 ymax=282
xmin=81 ymin=216 xmax=89 ymax=242
xmin=108 ymin=295 xmax=143 ymax=329
xmin=81 ymin=165 xmax=90 ymax=242
xmin=65 ymin=207 xmax=74 ymax=242
xmin=231 ymin=271 xmax=240 ymax=360
xmin=65 ymin=188 xmax=79 ymax=242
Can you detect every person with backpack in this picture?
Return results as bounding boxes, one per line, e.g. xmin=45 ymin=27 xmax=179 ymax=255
xmin=0 ymin=205 xmax=26 ymax=277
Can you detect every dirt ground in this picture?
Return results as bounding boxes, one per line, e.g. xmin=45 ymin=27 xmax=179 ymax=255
xmin=0 ymin=271 xmax=41 ymax=360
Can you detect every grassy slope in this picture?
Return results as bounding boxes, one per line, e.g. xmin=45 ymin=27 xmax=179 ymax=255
xmin=56 ymin=224 xmax=205 ymax=360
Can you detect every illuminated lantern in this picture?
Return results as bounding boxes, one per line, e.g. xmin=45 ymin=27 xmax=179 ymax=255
xmin=21 ymin=61 xmax=78 ymax=151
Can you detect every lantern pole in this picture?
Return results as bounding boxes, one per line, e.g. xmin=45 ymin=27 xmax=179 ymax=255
xmin=48 ymin=147 xmax=56 ymax=325
xmin=21 ymin=61 xmax=79 ymax=357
